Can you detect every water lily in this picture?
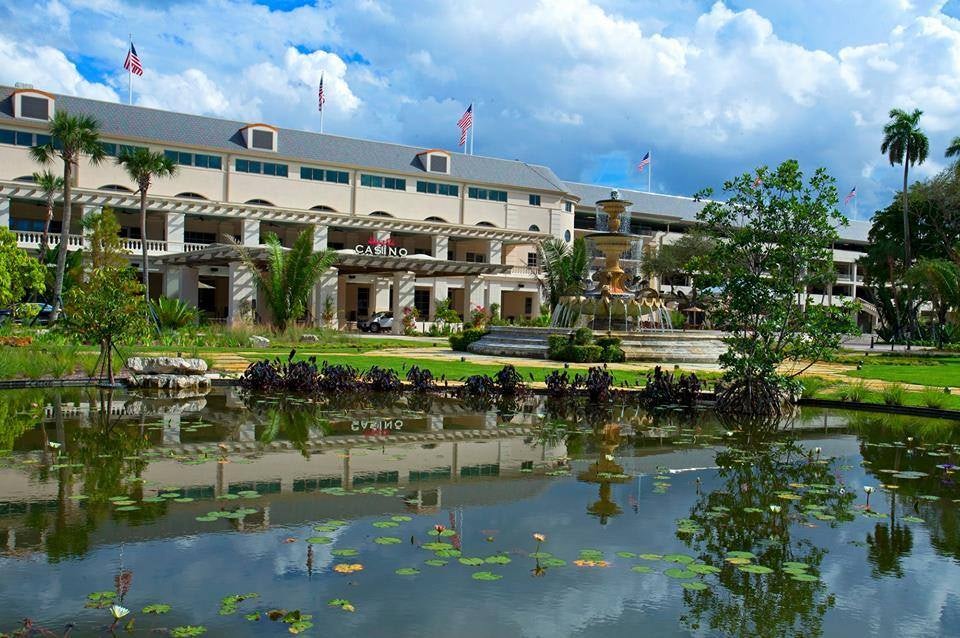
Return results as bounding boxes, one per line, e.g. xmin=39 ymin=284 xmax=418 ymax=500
xmin=864 ymin=485 xmax=875 ymax=508
xmin=604 ymin=454 xmax=615 ymax=461
xmin=110 ymin=605 xmax=130 ymax=619
xmin=48 ymin=442 xmax=62 ymax=450
xmin=533 ymin=533 xmax=546 ymax=543
xmin=769 ymin=504 xmax=782 ymax=513
xmin=433 ymin=524 xmax=445 ymax=543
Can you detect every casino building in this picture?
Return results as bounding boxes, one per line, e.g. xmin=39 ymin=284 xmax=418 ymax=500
xmin=0 ymin=85 xmax=878 ymax=333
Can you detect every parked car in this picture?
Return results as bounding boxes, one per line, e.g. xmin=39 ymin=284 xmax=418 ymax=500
xmin=0 ymin=303 xmax=56 ymax=325
xmin=358 ymin=311 xmax=394 ymax=333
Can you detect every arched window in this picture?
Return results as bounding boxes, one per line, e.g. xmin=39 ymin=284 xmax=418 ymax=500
xmin=425 ymin=216 xmax=449 ymax=224
xmin=245 ymin=199 xmax=275 ymax=206
xmin=369 ymin=211 xmax=393 ymax=218
xmin=476 ymin=221 xmax=496 ymax=228
xmin=14 ymin=175 xmax=35 ymax=182
xmin=177 ymin=192 xmax=207 ymax=200
xmin=564 ymin=229 xmax=572 ymax=242
xmin=528 ymin=224 xmax=541 ymax=232
xmin=311 ymin=205 xmax=337 ymax=212
xmin=100 ymin=184 xmax=134 ymax=192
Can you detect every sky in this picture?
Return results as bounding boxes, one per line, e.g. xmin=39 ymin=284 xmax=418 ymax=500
xmin=1 ymin=0 xmax=960 ymax=220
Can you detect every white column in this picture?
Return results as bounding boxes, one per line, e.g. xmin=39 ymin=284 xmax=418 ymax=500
xmin=430 ymin=278 xmax=449 ymax=321
xmin=313 ymin=267 xmax=339 ymax=328
xmin=228 ymin=262 xmax=256 ymax=325
xmin=531 ymin=291 xmax=542 ymax=318
xmin=165 ymin=212 xmax=185 ymax=253
xmin=313 ymin=224 xmax=329 ymax=252
xmin=432 ymin=234 xmax=449 ymax=260
xmin=488 ymin=240 xmax=502 ymax=265
xmin=81 ymin=205 xmax=101 ymax=250
xmin=464 ymin=275 xmax=485 ymax=313
xmin=372 ymin=277 xmax=391 ymax=314
xmin=484 ymin=281 xmax=502 ymax=312
xmin=179 ymin=267 xmax=199 ymax=307
xmin=240 ymin=218 xmax=260 ymax=246
xmin=0 ymin=196 xmax=9 ymax=230
xmin=392 ymin=271 xmax=416 ymax=334
xmin=163 ymin=265 xmax=181 ymax=299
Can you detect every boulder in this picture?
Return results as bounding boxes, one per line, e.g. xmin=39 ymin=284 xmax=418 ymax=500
xmin=128 ymin=374 xmax=211 ymax=390
xmin=249 ymin=335 xmax=271 ymax=348
xmin=300 ymin=334 xmax=321 ymax=343
xmin=126 ymin=356 xmax=208 ymax=375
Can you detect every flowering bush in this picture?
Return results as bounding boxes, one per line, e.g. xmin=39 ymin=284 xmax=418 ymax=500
xmin=470 ymin=305 xmax=488 ymax=329
xmin=402 ymin=306 xmax=419 ymax=335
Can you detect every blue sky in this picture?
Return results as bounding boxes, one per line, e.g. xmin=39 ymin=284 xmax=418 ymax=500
xmin=2 ymin=0 xmax=960 ymax=219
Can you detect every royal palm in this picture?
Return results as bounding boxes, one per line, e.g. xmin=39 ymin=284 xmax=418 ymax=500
xmin=116 ymin=148 xmax=177 ymax=301
xmin=30 ymin=111 xmax=106 ymax=321
xmin=31 ymin=170 xmax=64 ymax=263
xmin=881 ymin=108 xmax=929 ymax=266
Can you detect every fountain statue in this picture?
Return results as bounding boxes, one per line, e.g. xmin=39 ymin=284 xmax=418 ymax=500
xmin=550 ymin=191 xmax=673 ymax=331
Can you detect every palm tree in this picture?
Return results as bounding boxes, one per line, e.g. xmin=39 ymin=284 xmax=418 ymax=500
xmin=30 ymin=111 xmax=106 ymax=321
xmin=946 ymin=136 xmax=960 ymax=159
xmin=538 ymin=237 xmax=589 ymax=310
xmin=234 ymin=228 xmax=337 ymax=332
xmin=116 ymin=148 xmax=177 ymax=301
xmin=32 ymin=170 xmax=64 ymax=264
xmin=881 ymin=108 xmax=929 ymax=267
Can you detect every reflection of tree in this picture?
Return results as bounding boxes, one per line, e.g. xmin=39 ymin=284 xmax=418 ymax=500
xmin=679 ymin=437 xmax=852 ymax=638
xmin=0 ymin=389 xmax=45 ymax=452
xmin=866 ymin=519 xmax=913 ymax=578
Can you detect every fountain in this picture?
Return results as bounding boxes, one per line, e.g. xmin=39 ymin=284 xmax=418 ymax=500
xmin=551 ymin=190 xmax=672 ymax=332
xmin=469 ymin=190 xmax=728 ymax=363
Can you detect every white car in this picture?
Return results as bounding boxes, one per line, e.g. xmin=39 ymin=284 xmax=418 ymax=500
xmin=360 ymin=311 xmax=394 ymax=333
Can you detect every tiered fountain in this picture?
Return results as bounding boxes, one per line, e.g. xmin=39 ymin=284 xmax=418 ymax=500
xmin=469 ymin=190 xmax=727 ymax=363
xmin=550 ymin=190 xmax=673 ymax=331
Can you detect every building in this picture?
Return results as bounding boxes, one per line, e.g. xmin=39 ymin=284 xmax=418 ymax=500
xmin=0 ymin=85 xmax=876 ymax=332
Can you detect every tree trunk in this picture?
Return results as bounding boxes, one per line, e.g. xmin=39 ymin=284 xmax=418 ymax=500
xmin=902 ymin=157 xmax=911 ymax=266
xmin=140 ymin=191 xmax=150 ymax=302
xmin=50 ymin=161 xmax=72 ymax=322
xmin=39 ymin=194 xmax=54 ymax=264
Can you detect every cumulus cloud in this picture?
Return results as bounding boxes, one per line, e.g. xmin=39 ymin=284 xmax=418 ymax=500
xmin=3 ymin=0 xmax=960 ymax=217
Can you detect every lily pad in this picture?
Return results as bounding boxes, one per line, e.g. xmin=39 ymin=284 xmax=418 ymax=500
xmin=631 ymin=565 xmax=654 ymax=574
xmin=395 ymin=567 xmax=420 ymax=576
xmin=790 ymin=573 xmax=820 ymax=582
xmin=142 ymin=603 xmax=171 ymax=614
xmin=664 ymin=568 xmax=695 ymax=579
xmin=390 ymin=515 xmax=412 ymax=522
xmin=725 ymin=557 xmax=752 ymax=565
xmin=901 ymin=515 xmax=925 ymax=523
xmin=374 ymin=536 xmax=402 ymax=545
xmin=423 ymin=542 xmax=452 ymax=551
xmin=638 ymin=553 xmax=663 ymax=561
xmin=195 ymin=515 xmax=219 ymax=522
xmin=435 ymin=548 xmax=461 ymax=557
xmin=738 ymin=564 xmax=774 ymax=574
xmin=688 ymin=563 xmax=721 ymax=575
xmin=485 ymin=555 xmax=512 ymax=565
xmin=424 ymin=559 xmax=448 ymax=567
xmin=664 ymin=554 xmax=695 ymax=564
xmin=783 ymin=561 xmax=809 ymax=570
xmin=616 ymin=551 xmax=638 ymax=559
xmin=541 ymin=558 xmax=566 ymax=567
xmin=307 ymin=536 xmax=333 ymax=544
xmin=331 ymin=549 xmax=359 ymax=557
xmin=459 ymin=557 xmax=485 ymax=566
xmin=171 ymin=627 xmax=206 ymax=637
xmin=471 ymin=571 xmax=503 ymax=581
xmin=529 ymin=551 xmax=553 ymax=559
xmin=726 ymin=551 xmax=756 ymax=559
xmin=682 ymin=581 xmax=709 ymax=591
xmin=373 ymin=520 xmax=399 ymax=528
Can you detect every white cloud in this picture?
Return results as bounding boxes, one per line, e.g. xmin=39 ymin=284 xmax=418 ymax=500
xmin=0 ymin=33 xmax=116 ymax=101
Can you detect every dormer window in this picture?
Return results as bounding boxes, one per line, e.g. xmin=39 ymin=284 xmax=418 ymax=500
xmin=240 ymin=124 xmax=278 ymax=152
xmin=417 ymin=149 xmax=451 ymax=175
xmin=13 ymin=89 xmax=54 ymax=121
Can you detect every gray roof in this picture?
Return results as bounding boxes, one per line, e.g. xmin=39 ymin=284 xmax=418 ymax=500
xmin=563 ymin=180 xmax=869 ymax=244
xmin=0 ymin=86 xmax=567 ymax=193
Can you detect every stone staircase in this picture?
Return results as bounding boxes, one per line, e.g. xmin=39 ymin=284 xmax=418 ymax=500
xmin=468 ymin=326 xmax=573 ymax=359
xmin=618 ymin=331 xmax=727 ymax=364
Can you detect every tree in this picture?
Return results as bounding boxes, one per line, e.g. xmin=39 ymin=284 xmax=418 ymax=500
xmin=904 ymin=259 xmax=960 ymax=348
xmin=32 ymin=170 xmax=64 ymax=262
xmin=30 ymin=110 xmax=106 ymax=321
xmin=115 ymin=148 xmax=177 ymax=301
xmin=82 ymin=207 xmax=129 ymax=271
xmin=538 ymin=237 xmax=589 ymax=310
xmin=0 ymin=227 xmax=46 ymax=310
xmin=64 ymin=267 xmax=149 ymax=385
xmin=641 ymin=231 xmax=713 ymax=293
xmin=881 ymin=108 xmax=929 ymax=267
xmin=946 ymin=136 xmax=960 ymax=159
xmin=234 ymin=228 xmax=337 ymax=332
xmin=693 ymin=160 xmax=859 ymax=416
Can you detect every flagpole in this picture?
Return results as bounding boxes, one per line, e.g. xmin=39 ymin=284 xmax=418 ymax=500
xmin=647 ymin=149 xmax=652 ymax=193
xmin=127 ymin=34 xmax=133 ymax=105
xmin=470 ymin=99 xmax=475 ymax=156
xmin=320 ymin=107 xmax=324 ymax=134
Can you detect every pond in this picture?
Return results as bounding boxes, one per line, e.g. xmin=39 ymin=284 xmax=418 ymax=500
xmin=1 ymin=387 xmax=959 ymax=637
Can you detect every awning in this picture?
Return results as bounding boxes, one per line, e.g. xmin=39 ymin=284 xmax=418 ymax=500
xmin=154 ymin=244 xmax=514 ymax=277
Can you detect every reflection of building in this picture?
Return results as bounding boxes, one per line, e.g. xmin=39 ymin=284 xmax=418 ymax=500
xmin=576 ymin=424 xmax=629 ymax=525
xmin=0 ymin=86 xmax=873 ymax=331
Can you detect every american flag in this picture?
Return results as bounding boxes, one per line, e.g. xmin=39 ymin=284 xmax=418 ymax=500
xmin=844 ymin=186 xmax=857 ymax=205
xmin=637 ymin=151 xmax=650 ymax=172
xmin=457 ymin=104 xmax=473 ymax=146
xmin=124 ymin=43 xmax=143 ymax=76
xmin=318 ymin=74 xmax=325 ymax=111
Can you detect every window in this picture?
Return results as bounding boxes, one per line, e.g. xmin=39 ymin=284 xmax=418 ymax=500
xmin=428 ymin=154 xmax=448 ymax=173
xmin=100 ymin=142 xmax=148 ymax=157
xmin=251 ymin=129 xmax=274 ymax=150
xmin=11 ymin=218 xmax=61 ymax=233
xmin=414 ymin=289 xmax=430 ymax=317
xmin=0 ymin=129 xmax=51 ymax=147
xmin=528 ymin=224 xmax=540 ymax=232
xmin=447 ymin=250 xmax=454 ymax=261
xmin=184 ymin=231 xmax=216 ymax=244
xmin=164 ymin=149 xmax=222 ymax=170
xmin=300 ymin=167 xmax=349 ymax=184
xmin=467 ymin=187 xmax=507 ymax=202
xmin=564 ymin=229 xmax=572 ymax=242
xmin=465 ymin=252 xmax=486 ymax=263
xmin=565 ymin=201 xmax=574 ymax=212
xmin=529 ymin=194 xmax=541 ymax=206
xmin=524 ymin=297 xmax=533 ymax=315
xmin=527 ymin=252 xmax=539 ymax=267
xmin=416 ymin=180 xmax=459 ymax=197
xmin=360 ymin=174 xmax=406 ymax=190
xmin=235 ymin=158 xmax=288 ymax=177
xmin=20 ymin=96 xmax=50 ymax=120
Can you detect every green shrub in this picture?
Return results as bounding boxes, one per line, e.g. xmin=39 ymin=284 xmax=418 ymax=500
xmin=881 ymin=383 xmax=906 ymax=406
xmin=573 ymin=327 xmax=593 ymax=345
xmin=153 ymin=296 xmax=199 ymax=330
xmin=595 ymin=336 xmax=621 ymax=349
xmin=836 ymin=381 xmax=868 ymax=403
xmin=600 ymin=345 xmax=626 ymax=363
xmin=799 ymin=376 xmax=831 ymax=398
xmin=920 ymin=388 xmax=948 ymax=409
xmin=449 ymin=328 xmax=487 ymax=352
xmin=566 ymin=345 xmax=603 ymax=362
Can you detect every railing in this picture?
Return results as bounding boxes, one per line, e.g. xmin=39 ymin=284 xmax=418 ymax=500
xmin=184 ymin=242 xmax=208 ymax=252
xmin=120 ymin=238 xmax=169 ymax=253
xmin=508 ymin=265 xmax=540 ymax=276
xmin=15 ymin=231 xmax=84 ymax=248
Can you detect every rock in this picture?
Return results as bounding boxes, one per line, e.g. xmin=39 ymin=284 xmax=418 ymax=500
xmin=249 ymin=335 xmax=271 ymax=348
xmin=126 ymin=356 xmax=208 ymax=375
xmin=128 ymin=374 xmax=211 ymax=390
xmin=300 ymin=334 xmax=320 ymax=343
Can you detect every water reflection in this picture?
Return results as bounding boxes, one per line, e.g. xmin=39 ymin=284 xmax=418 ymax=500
xmin=0 ymin=388 xmax=958 ymax=636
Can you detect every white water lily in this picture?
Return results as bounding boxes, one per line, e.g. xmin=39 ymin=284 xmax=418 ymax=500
xmin=110 ymin=605 xmax=129 ymax=619
xmin=769 ymin=504 xmax=782 ymax=513
xmin=604 ymin=454 xmax=615 ymax=461
xmin=48 ymin=442 xmax=62 ymax=449
xmin=863 ymin=486 xmax=875 ymax=494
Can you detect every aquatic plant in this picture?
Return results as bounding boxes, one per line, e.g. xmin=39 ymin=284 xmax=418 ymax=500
xmin=362 ymin=366 xmax=403 ymax=392
xmin=639 ymin=366 xmax=703 ymax=408
xmin=406 ymin=365 xmax=438 ymax=392
xmin=583 ymin=366 xmax=615 ymax=402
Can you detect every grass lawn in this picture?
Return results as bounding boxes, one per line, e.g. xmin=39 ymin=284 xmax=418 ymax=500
xmin=844 ymin=356 xmax=960 ymax=388
xmin=818 ymin=385 xmax=960 ymax=410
